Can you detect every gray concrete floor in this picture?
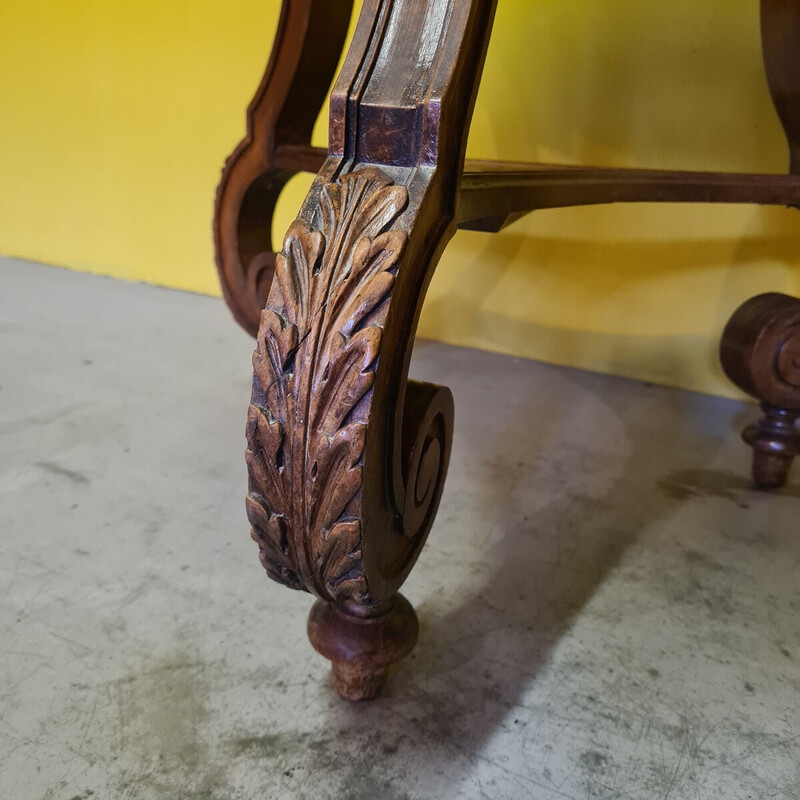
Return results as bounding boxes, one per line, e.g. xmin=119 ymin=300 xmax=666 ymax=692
xmin=1 ymin=256 xmax=798 ymax=800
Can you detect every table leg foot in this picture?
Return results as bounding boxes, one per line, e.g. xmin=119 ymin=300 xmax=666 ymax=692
xmin=720 ymin=292 xmax=800 ymax=489
xmin=308 ymin=595 xmax=418 ymax=701
xmin=744 ymin=405 xmax=800 ymax=489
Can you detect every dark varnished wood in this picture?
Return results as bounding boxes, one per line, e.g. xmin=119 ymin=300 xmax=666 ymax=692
xmin=227 ymin=139 xmax=800 ymax=237
xmin=214 ymin=0 xmax=353 ymax=336
xmin=458 ymin=166 xmax=800 ymax=231
xmin=720 ymin=294 xmax=800 ymax=488
xmin=762 ymin=0 xmax=800 ymax=173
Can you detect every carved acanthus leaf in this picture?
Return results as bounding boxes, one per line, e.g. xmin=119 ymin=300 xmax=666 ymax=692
xmin=246 ymin=167 xmax=409 ymax=602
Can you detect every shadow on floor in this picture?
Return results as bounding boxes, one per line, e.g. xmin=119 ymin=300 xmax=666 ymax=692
xmin=307 ymin=374 xmax=790 ymax=797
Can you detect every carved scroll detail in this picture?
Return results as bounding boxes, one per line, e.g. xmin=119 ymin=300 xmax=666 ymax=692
xmin=776 ymin=328 xmax=800 ymax=390
xmin=245 ymin=167 xmax=409 ymax=603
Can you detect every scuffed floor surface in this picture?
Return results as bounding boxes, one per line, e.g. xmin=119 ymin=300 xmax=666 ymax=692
xmin=1 ymin=257 xmax=798 ymax=800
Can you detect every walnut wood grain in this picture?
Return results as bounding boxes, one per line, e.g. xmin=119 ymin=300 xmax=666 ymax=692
xmin=247 ymin=167 xmax=412 ymax=603
xmin=458 ymin=167 xmax=800 ymax=230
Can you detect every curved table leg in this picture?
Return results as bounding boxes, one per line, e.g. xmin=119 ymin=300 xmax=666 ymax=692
xmin=761 ymin=0 xmax=800 ymax=174
xmin=720 ymin=294 xmax=800 ymax=488
xmin=240 ymin=0 xmax=498 ymax=699
xmin=214 ymin=0 xmax=353 ymax=335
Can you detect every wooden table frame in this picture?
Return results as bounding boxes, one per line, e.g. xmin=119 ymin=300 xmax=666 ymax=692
xmin=214 ymin=0 xmax=800 ymax=699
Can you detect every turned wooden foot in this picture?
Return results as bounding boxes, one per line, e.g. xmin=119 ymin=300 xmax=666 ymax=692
xmin=307 ymin=594 xmax=418 ymax=700
xmin=742 ymin=405 xmax=800 ymax=488
xmin=213 ymin=0 xmax=353 ymax=335
xmin=720 ymin=293 xmax=800 ymax=489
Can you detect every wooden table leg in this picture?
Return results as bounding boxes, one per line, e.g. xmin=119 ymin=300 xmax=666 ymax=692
xmin=716 ymin=3 xmax=800 ymax=488
xmin=236 ymin=0 xmax=498 ymax=699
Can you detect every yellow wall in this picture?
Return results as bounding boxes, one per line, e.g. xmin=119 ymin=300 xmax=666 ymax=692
xmin=2 ymin=1 xmax=799 ymax=397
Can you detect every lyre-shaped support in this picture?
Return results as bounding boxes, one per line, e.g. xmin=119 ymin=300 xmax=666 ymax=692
xmin=214 ymin=0 xmax=353 ymax=335
xmin=231 ymin=0 xmax=498 ymax=699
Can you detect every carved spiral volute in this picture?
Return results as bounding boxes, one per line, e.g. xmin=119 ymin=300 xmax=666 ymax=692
xmin=399 ymin=380 xmax=454 ymax=544
xmin=721 ymin=292 xmax=800 ymax=410
xmin=775 ymin=326 xmax=800 ymax=392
